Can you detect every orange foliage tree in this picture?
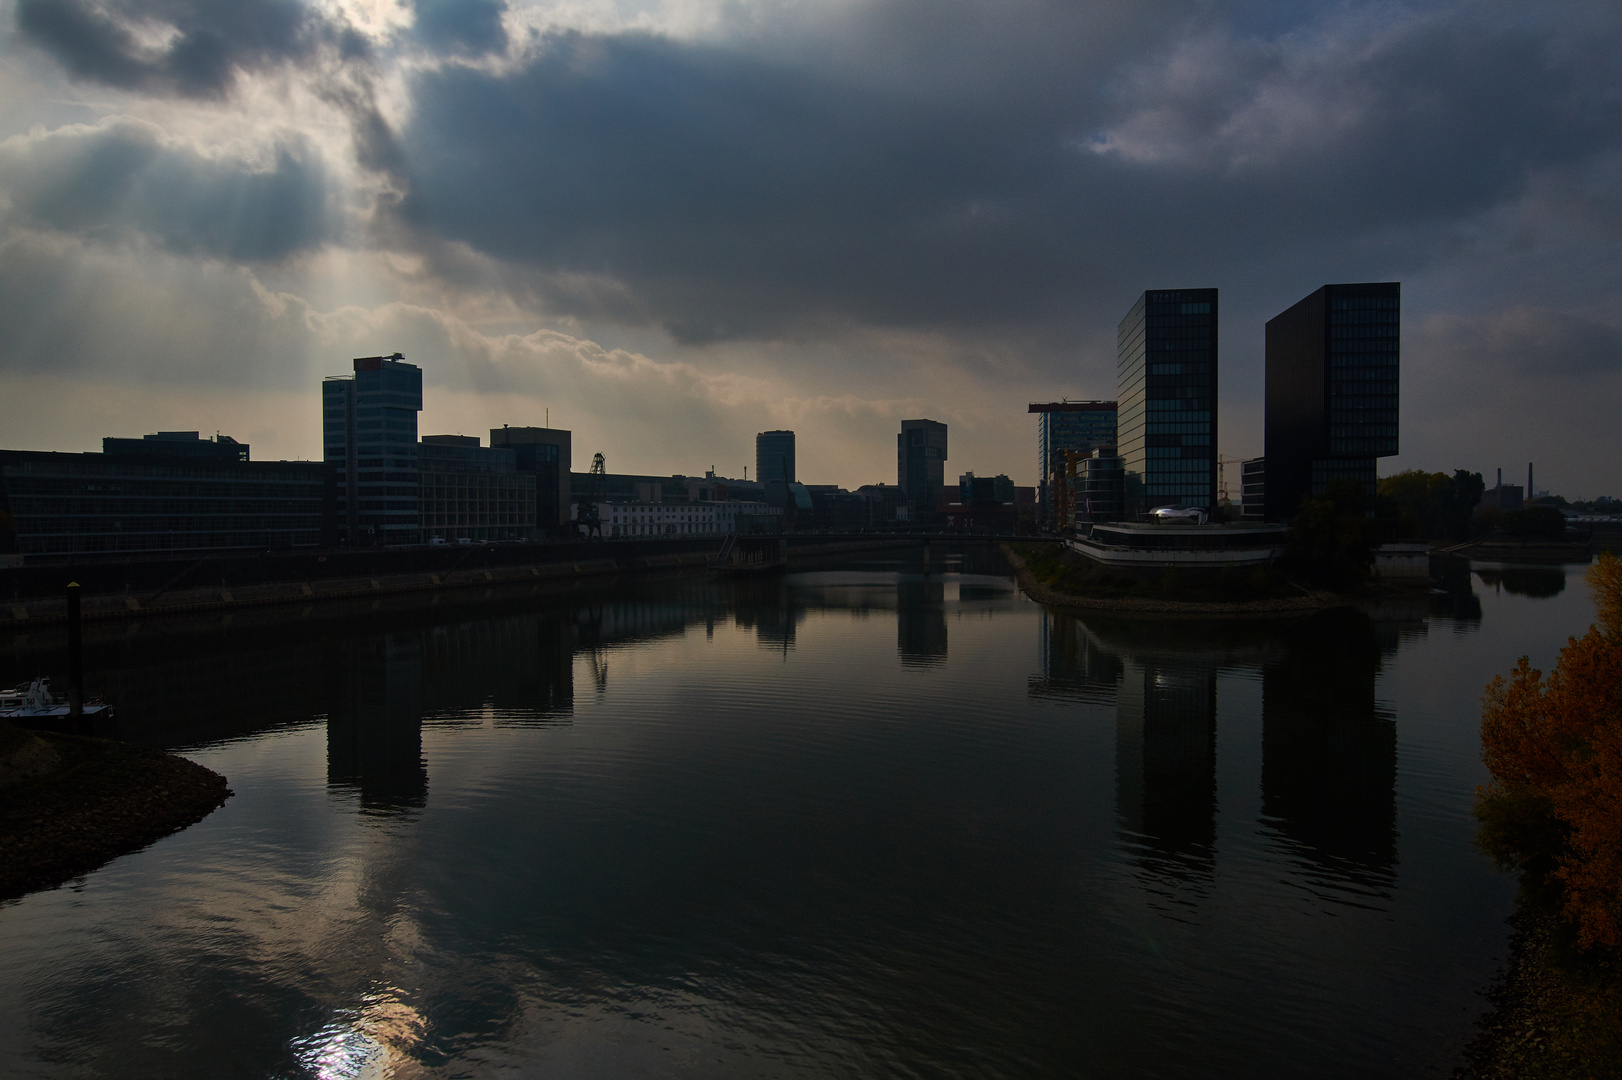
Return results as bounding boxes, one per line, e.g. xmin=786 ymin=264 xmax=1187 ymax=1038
xmin=1478 ymin=551 xmax=1622 ymax=949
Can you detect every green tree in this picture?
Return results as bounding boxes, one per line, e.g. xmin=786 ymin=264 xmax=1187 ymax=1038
xmin=1377 ymin=469 xmax=1484 ymax=540
xmin=1289 ymin=479 xmax=1380 ymax=590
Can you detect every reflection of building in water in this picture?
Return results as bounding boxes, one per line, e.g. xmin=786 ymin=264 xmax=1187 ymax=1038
xmin=730 ymin=581 xmax=804 ymax=654
xmin=1028 ymin=611 xmax=1121 ymax=705
xmin=327 ymin=634 xmax=428 ymax=812
xmin=1260 ymin=610 xmax=1396 ymax=892
xmin=1116 ymin=657 xmax=1217 ymax=886
xmin=1475 ymin=565 xmax=1566 ymax=599
xmin=418 ymin=615 xmax=574 ymax=722
xmin=897 ymin=578 xmax=948 ymax=667
xmin=1429 ymin=555 xmax=1483 ymax=625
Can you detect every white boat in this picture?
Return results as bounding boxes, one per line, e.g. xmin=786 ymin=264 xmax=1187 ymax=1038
xmin=0 ymin=677 xmax=115 ymax=722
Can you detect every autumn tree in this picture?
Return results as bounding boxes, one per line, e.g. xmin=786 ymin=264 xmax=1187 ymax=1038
xmin=1478 ymin=551 xmax=1622 ymax=949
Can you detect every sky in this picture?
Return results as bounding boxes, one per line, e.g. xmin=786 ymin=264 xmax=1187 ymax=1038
xmin=0 ymin=0 xmax=1618 ymax=496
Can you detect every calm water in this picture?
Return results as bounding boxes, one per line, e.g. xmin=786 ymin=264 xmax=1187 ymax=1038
xmin=0 ymin=550 xmax=1596 ymax=1078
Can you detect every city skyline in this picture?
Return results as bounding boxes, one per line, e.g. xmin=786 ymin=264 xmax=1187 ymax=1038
xmin=1 ymin=1 xmax=1619 ymax=495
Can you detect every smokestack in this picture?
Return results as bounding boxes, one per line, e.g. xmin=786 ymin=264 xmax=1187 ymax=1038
xmin=1528 ymin=462 xmax=1534 ymax=498
xmin=1497 ymin=468 xmax=1502 ymax=490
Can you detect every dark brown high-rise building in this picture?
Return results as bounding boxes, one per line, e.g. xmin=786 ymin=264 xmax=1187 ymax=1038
xmin=1264 ymin=283 xmax=1400 ymax=520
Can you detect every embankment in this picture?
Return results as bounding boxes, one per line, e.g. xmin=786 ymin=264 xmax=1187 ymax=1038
xmin=0 ymin=537 xmax=916 ymax=631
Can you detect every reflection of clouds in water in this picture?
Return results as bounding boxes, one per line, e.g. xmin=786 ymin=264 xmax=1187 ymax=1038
xmin=294 ymin=992 xmax=425 ymax=1080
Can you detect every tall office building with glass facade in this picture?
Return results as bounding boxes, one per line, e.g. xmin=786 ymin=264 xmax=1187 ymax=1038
xmin=756 ymin=430 xmax=796 ymax=485
xmin=1029 ymin=401 xmax=1116 ymax=526
xmin=1263 ymin=283 xmax=1399 ymax=520
xmin=897 ymin=419 xmax=948 ymax=510
xmin=323 ymin=354 xmax=423 ymax=546
xmin=1116 ymin=289 xmax=1218 ymax=515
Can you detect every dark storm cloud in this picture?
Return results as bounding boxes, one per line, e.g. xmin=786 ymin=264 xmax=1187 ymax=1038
xmin=13 ymin=0 xmax=360 ymax=98
xmin=392 ymin=6 xmax=1622 ymax=343
xmin=413 ymin=0 xmax=507 ymax=57
xmin=0 ymin=120 xmax=331 ymax=261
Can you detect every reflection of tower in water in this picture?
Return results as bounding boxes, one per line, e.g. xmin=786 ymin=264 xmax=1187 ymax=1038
xmin=327 ymin=634 xmax=428 ymax=812
xmin=1261 ymin=611 xmax=1396 ymax=894
xmin=1116 ymin=656 xmax=1217 ymax=888
xmin=897 ymin=578 xmax=948 ymax=667
xmin=1029 ymin=611 xmax=1121 ymax=704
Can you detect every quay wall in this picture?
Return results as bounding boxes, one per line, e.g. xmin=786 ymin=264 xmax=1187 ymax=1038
xmin=0 ymin=537 xmax=920 ymax=630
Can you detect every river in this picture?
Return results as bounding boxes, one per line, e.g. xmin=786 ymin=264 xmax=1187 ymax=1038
xmin=0 ymin=548 xmax=1595 ymax=1078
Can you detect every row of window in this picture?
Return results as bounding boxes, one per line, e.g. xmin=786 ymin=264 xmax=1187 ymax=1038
xmin=1329 ymin=296 xmax=1398 ymax=311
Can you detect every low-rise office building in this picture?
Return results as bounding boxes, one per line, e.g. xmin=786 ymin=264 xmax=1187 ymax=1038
xmin=418 ymin=436 xmax=537 ymax=543
xmin=0 ymin=432 xmax=328 ymax=557
xmin=1069 ymin=520 xmax=1288 ymax=569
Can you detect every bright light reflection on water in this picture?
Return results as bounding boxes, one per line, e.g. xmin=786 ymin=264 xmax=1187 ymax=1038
xmin=0 ymin=549 xmax=1596 ymax=1078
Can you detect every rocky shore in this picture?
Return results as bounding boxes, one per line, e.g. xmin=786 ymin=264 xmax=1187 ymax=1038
xmin=0 ymin=723 xmax=230 ymax=901
xmin=1001 ymin=543 xmax=1350 ymax=618
xmin=1455 ymin=905 xmax=1622 ymax=1079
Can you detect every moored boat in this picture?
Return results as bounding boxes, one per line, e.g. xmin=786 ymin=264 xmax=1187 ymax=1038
xmin=0 ymin=677 xmax=115 ymax=722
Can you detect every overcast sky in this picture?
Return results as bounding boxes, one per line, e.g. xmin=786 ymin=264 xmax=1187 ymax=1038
xmin=1 ymin=0 xmax=1618 ymax=495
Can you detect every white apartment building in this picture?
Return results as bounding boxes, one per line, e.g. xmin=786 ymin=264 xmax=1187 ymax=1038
xmin=575 ymin=500 xmax=780 ymax=538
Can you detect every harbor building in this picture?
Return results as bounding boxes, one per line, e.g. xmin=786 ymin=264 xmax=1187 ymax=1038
xmin=756 ymin=430 xmax=796 ymax=485
xmin=418 ymin=436 xmax=538 ymax=543
xmin=1263 ymin=283 xmax=1399 ymax=520
xmin=1116 ymin=289 xmax=1218 ymax=517
xmin=1030 ymin=401 xmax=1117 ymax=528
xmin=490 ymin=426 xmax=572 ymax=535
xmin=322 ymin=354 xmax=423 ymax=546
xmin=897 ymin=419 xmax=949 ymax=512
xmin=0 ymin=432 xmax=328 ymax=557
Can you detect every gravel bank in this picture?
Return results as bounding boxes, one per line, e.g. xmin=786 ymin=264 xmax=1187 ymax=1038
xmin=0 ymin=728 xmax=230 ymax=901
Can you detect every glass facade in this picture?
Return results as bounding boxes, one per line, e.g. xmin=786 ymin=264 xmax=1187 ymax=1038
xmin=1263 ymin=283 xmax=1399 ymax=520
xmin=0 ymin=451 xmax=327 ymax=555
xmin=1326 ymin=293 xmax=1400 ymax=457
xmin=897 ymin=419 xmax=948 ymax=510
xmin=1116 ymin=289 xmax=1218 ymax=516
xmin=323 ymin=356 xmax=423 ymax=546
xmin=756 ymin=430 xmax=796 ymax=485
xmin=1030 ymin=402 xmax=1116 ymax=525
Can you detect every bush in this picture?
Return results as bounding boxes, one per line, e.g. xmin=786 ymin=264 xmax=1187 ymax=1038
xmin=1478 ymin=552 xmax=1622 ymax=949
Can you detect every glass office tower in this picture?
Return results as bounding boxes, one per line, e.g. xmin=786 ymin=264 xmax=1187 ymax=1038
xmin=897 ymin=419 xmax=948 ymax=510
xmin=1030 ymin=401 xmax=1117 ymax=526
xmin=1263 ymin=282 xmax=1399 ymax=520
xmin=323 ymin=354 xmax=423 ymax=546
xmin=755 ymin=430 xmax=796 ymax=485
xmin=1116 ymin=289 xmax=1218 ymax=516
